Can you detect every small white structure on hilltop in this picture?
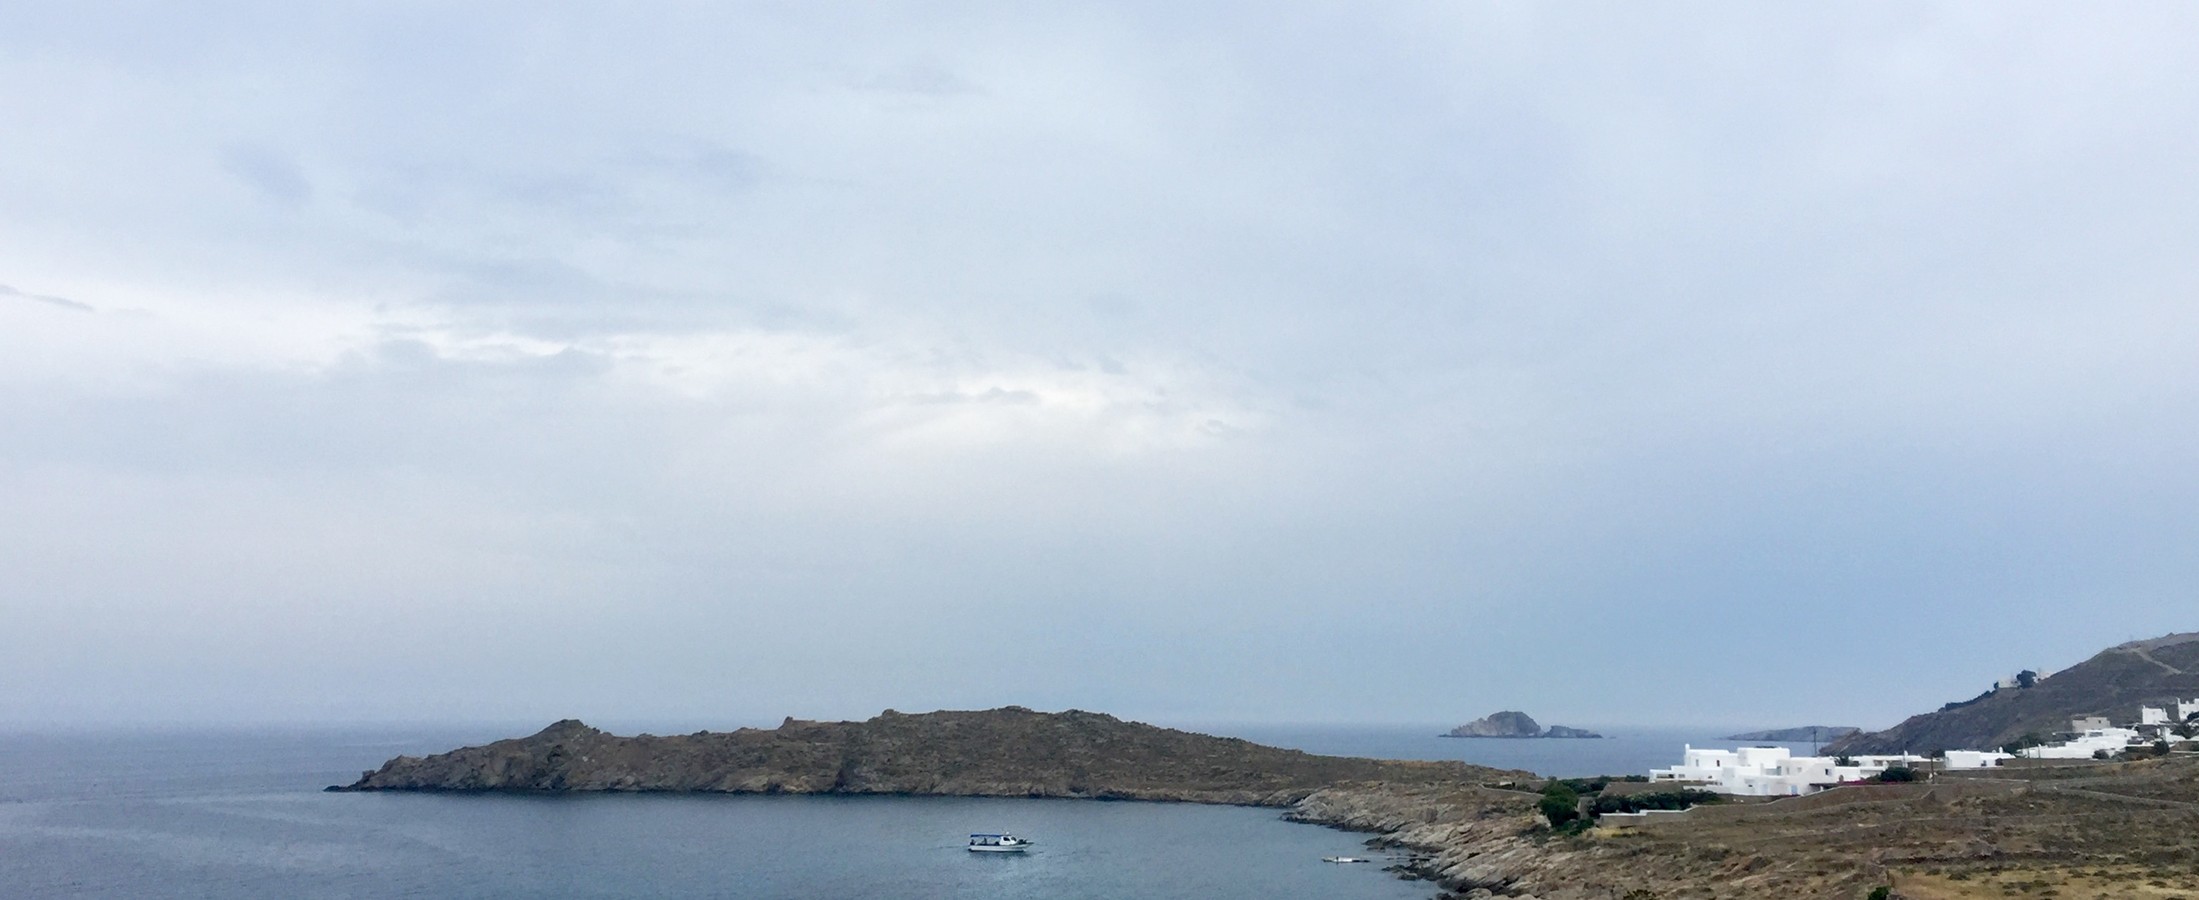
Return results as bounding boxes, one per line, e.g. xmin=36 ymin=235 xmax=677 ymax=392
xmin=1648 ymin=746 xmax=1929 ymax=797
xmin=2020 ymin=727 xmax=2142 ymax=760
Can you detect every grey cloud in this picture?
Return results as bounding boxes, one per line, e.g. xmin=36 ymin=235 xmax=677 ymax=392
xmin=0 ymin=284 xmax=94 ymax=312
xmin=221 ymin=144 xmax=313 ymax=206
xmin=400 ymin=253 xmax=856 ymax=341
xmin=856 ymin=62 xmax=982 ymax=97
xmin=897 ymin=386 xmax=1043 ymax=406
xmin=3 ymin=2 xmax=2198 ymax=728
xmin=629 ymin=143 xmax=767 ymax=193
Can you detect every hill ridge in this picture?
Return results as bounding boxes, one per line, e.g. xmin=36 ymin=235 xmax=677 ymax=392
xmin=1829 ymin=630 xmax=2199 ymax=754
xmin=332 ymin=706 xmax=1528 ymax=805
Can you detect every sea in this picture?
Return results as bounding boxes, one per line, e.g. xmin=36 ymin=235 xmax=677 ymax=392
xmin=0 ymin=723 xmax=1818 ymax=899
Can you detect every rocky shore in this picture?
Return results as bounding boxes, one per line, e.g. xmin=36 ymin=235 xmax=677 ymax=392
xmin=329 ymin=704 xmax=2199 ymax=899
xmin=1286 ymin=783 xmax=1558 ymax=896
xmin=1281 ymin=782 xmax=1890 ymax=900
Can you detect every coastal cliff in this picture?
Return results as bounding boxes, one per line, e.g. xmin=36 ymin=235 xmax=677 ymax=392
xmin=334 ymin=707 xmax=1526 ymax=805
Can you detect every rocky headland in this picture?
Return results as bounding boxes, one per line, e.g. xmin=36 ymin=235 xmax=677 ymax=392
xmin=1442 ymin=711 xmax=1602 ymax=739
xmin=334 ymin=706 xmax=1527 ymax=805
xmin=329 ymin=697 xmax=2199 ymax=899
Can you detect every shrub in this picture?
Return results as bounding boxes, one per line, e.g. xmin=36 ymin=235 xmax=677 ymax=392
xmin=1592 ymin=789 xmax=1723 ymax=815
xmin=1867 ymin=886 xmax=1892 ymax=900
xmin=1875 ymin=766 xmax=1918 ymax=783
xmin=1538 ymin=780 xmax=1582 ymax=829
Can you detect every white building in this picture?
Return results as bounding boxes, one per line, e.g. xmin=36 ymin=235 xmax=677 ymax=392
xmin=2020 ymin=727 xmax=2141 ymax=760
xmin=2072 ymin=716 xmax=2111 ymax=732
xmin=2142 ymin=706 xmax=2171 ymax=726
xmin=2177 ymin=698 xmax=2199 ymax=722
xmin=1649 ymin=746 xmax=1928 ymax=797
xmin=1943 ymin=750 xmax=2014 ymax=769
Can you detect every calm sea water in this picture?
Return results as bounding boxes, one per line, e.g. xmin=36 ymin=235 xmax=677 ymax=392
xmin=0 ymin=728 xmax=1441 ymax=900
xmin=1203 ymin=723 xmax=1829 ymax=779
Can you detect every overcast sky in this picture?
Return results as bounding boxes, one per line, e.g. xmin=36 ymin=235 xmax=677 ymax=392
xmin=3 ymin=2 xmax=2196 ymax=731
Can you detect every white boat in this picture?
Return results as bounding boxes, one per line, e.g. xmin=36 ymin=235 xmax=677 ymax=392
xmin=967 ymin=833 xmax=1034 ymax=852
xmin=1322 ymin=856 xmax=1369 ymax=864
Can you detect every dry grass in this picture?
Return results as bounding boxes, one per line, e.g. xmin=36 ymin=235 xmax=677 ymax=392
xmin=1895 ymin=866 xmax=2199 ymax=899
xmin=1502 ymin=756 xmax=2199 ymax=898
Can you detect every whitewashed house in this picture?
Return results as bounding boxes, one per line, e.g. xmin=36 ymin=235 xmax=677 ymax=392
xmin=2141 ymin=706 xmax=2170 ymax=726
xmin=1943 ymin=750 xmax=2014 ymax=769
xmin=2071 ymin=716 xmax=2111 ymax=732
xmin=2177 ymin=698 xmax=2199 ymax=722
xmin=1649 ymin=746 xmax=1927 ymax=797
xmin=2019 ymin=727 xmax=2141 ymax=760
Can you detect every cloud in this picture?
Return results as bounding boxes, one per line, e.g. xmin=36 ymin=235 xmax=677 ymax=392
xmin=221 ymin=144 xmax=314 ymax=206
xmin=2 ymin=2 xmax=2198 ymax=727
xmin=856 ymin=62 xmax=982 ymax=97
xmin=0 ymin=284 xmax=94 ymax=313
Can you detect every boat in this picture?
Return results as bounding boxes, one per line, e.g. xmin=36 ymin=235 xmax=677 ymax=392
xmin=967 ymin=833 xmax=1034 ymax=852
xmin=1321 ymin=856 xmax=1369 ymax=864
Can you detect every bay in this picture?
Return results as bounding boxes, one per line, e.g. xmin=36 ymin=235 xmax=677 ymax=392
xmin=0 ymin=728 xmax=1435 ymax=900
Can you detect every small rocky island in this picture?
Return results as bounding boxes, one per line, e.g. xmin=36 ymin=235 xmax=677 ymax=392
xmin=1441 ymin=710 xmax=1602 ymax=739
xmin=333 ymin=706 xmax=1526 ymax=805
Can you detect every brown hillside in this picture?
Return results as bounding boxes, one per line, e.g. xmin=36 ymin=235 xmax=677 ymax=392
xmin=1830 ymin=631 xmax=2199 ymax=754
xmin=333 ymin=706 xmax=1525 ymax=805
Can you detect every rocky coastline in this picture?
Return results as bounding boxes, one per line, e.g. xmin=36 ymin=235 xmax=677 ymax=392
xmin=325 ymin=701 xmax=2199 ymax=899
xmin=1285 ymin=783 xmax=1556 ymax=896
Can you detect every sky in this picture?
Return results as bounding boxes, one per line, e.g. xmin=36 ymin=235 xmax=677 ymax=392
xmin=3 ymin=2 xmax=2196 ymax=731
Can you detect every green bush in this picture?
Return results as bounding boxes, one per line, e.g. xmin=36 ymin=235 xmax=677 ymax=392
xmin=1546 ymin=774 xmax=1649 ymax=795
xmin=1538 ymin=780 xmax=1582 ymax=829
xmin=1867 ymin=886 xmax=1892 ymax=900
xmin=1875 ymin=766 xmax=1918 ymax=783
xmin=1591 ymin=789 xmax=1723 ymax=815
